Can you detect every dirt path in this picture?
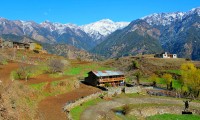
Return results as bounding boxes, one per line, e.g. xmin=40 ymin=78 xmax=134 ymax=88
xmin=0 ymin=62 xmax=19 ymax=85
xmin=81 ymin=97 xmax=200 ymax=120
xmin=38 ymin=84 xmax=101 ymax=120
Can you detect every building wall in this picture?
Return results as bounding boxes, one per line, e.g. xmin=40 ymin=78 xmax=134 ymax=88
xmin=85 ymin=72 xmax=98 ymax=86
xmin=0 ymin=39 xmax=2 ymax=48
xmin=172 ymin=54 xmax=177 ymax=58
xmin=30 ymin=42 xmax=43 ymax=51
xmin=125 ymin=86 xmax=142 ymax=94
xmin=2 ymin=41 xmax=13 ymax=48
xmin=29 ymin=43 xmax=36 ymax=50
xmin=162 ymin=52 xmax=170 ymax=58
xmin=107 ymin=87 xmax=122 ymax=96
xmin=63 ymin=92 xmax=102 ymax=112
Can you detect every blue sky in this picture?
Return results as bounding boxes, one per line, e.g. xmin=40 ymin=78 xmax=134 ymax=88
xmin=0 ymin=0 xmax=200 ymax=25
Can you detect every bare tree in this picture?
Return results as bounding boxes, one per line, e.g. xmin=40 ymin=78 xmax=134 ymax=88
xmin=48 ymin=59 xmax=64 ymax=73
xmin=16 ymin=64 xmax=33 ymax=81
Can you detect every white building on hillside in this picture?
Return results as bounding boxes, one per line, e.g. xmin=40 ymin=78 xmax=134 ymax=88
xmin=154 ymin=52 xmax=177 ymax=58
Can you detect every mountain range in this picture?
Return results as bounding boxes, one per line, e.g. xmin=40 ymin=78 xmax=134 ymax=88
xmin=93 ymin=7 xmax=200 ymax=60
xmin=1 ymin=7 xmax=200 ymax=60
xmin=0 ymin=18 xmax=129 ymax=50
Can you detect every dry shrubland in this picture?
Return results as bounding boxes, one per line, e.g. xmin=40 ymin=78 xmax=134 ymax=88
xmin=0 ymin=81 xmax=39 ymax=120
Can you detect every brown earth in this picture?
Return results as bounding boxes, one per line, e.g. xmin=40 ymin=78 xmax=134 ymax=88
xmin=0 ymin=60 xmax=101 ymax=120
xmin=0 ymin=61 xmax=19 ymax=85
xmin=38 ymin=83 xmax=101 ymax=120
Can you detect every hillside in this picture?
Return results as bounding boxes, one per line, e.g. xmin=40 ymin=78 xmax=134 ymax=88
xmin=0 ymin=34 xmax=102 ymax=61
xmin=103 ymin=56 xmax=200 ymax=76
xmin=0 ymin=48 xmax=109 ymax=120
xmin=92 ymin=20 xmax=163 ymax=58
xmin=1 ymin=48 xmax=200 ymax=119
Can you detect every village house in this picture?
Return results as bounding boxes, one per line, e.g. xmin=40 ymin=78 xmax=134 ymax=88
xmin=0 ymin=39 xmax=43 ymax=52
xmin=2 ymin=41 xmax=14 ymax=48
xmin=13 ymin=41 xmax=30 ymax=49
xmin=29 ymin=42 xmax=42 ymax=51
xmin=154 ymin=52 xmax=177 ymax=58
xmin=85 ymin=71 xmax=125 ymax=87
xmin=0 ymin=39 xmax=3 ymax=48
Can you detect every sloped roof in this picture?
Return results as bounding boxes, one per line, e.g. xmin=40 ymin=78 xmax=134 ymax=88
xmin=91 ymin=70 xmax=124 ymax=77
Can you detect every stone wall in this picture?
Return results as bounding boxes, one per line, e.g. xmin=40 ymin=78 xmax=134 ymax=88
xmin=107 ymin=87 xmax=122 ymax=96
xmin=124 ymin=86 xmax=142 ymax=94
xmin=63 ymin=92 xmax=102 ymax=112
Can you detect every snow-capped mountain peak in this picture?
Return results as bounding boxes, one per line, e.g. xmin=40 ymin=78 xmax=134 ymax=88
xmin=98 ymin=19 xmax=114 ymax=23
xmin=187 ymin=7 xmax=200 ymax=16
xmin=80 ymin=19 xmax=129 ymax=41
xmin=40 ymin=21 xmax=81 ymax=34
xmin=141 ymin=12 xmax=185 ymax=26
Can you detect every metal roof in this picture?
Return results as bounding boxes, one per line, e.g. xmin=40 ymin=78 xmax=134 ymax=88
xmin=91 ymin=71 xmax=124 ymax=77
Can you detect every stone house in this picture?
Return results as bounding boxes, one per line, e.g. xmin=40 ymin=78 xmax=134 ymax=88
xmin=0 ymin=40 xmax=43 ymax=51
xmin=154 ymin=52 xmax=177 ymax=58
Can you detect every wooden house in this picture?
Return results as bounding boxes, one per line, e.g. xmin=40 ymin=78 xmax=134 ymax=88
xmin=85 ymin=71 xmax=125 ymax=87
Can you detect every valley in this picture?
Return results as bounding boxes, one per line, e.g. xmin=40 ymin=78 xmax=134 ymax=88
xmin=1 ymin=3 xmax=200 ymax=120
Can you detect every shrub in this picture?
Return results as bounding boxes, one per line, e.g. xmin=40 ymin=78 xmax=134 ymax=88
xmin=0 ymin=55 xmax=7 ymax=65
xmin=129 ymin=60 xmax=140 ymax=70
xmin=185 ymin=58 xmax=191 ymax=61
xmin=122 ymin=105 xmax=132 ymax=115
xmin=162 ymin=73 xmax=173 ymax=90
xmin=33 ymin=50 xmax=39 ymax=53
xmin=15 ymin=65 xmax=34 ymax=81
xmin=105 ymin=83 xmax=111 ymax=87
xmin=48 ymin=59 xmax=64 ymax=73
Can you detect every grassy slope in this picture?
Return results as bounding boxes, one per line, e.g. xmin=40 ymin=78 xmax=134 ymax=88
xmin=70 ymin=98 xmax=103 ymax=120
xmin=147 ymin=114 xmax=200 ymax=120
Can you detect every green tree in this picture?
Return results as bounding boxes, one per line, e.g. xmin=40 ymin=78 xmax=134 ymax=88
xmin=134 ymin=71 xmax=142 ymax=85
xmin=181 ymin=63 xmax=200 ymax=98
xmin=149 ymin=74 xmax=160 ymax=87
xmin=129 ymin=60 xmax=140 ymax=70
xmin=162 ymin=73 xmax=173 ymax=90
